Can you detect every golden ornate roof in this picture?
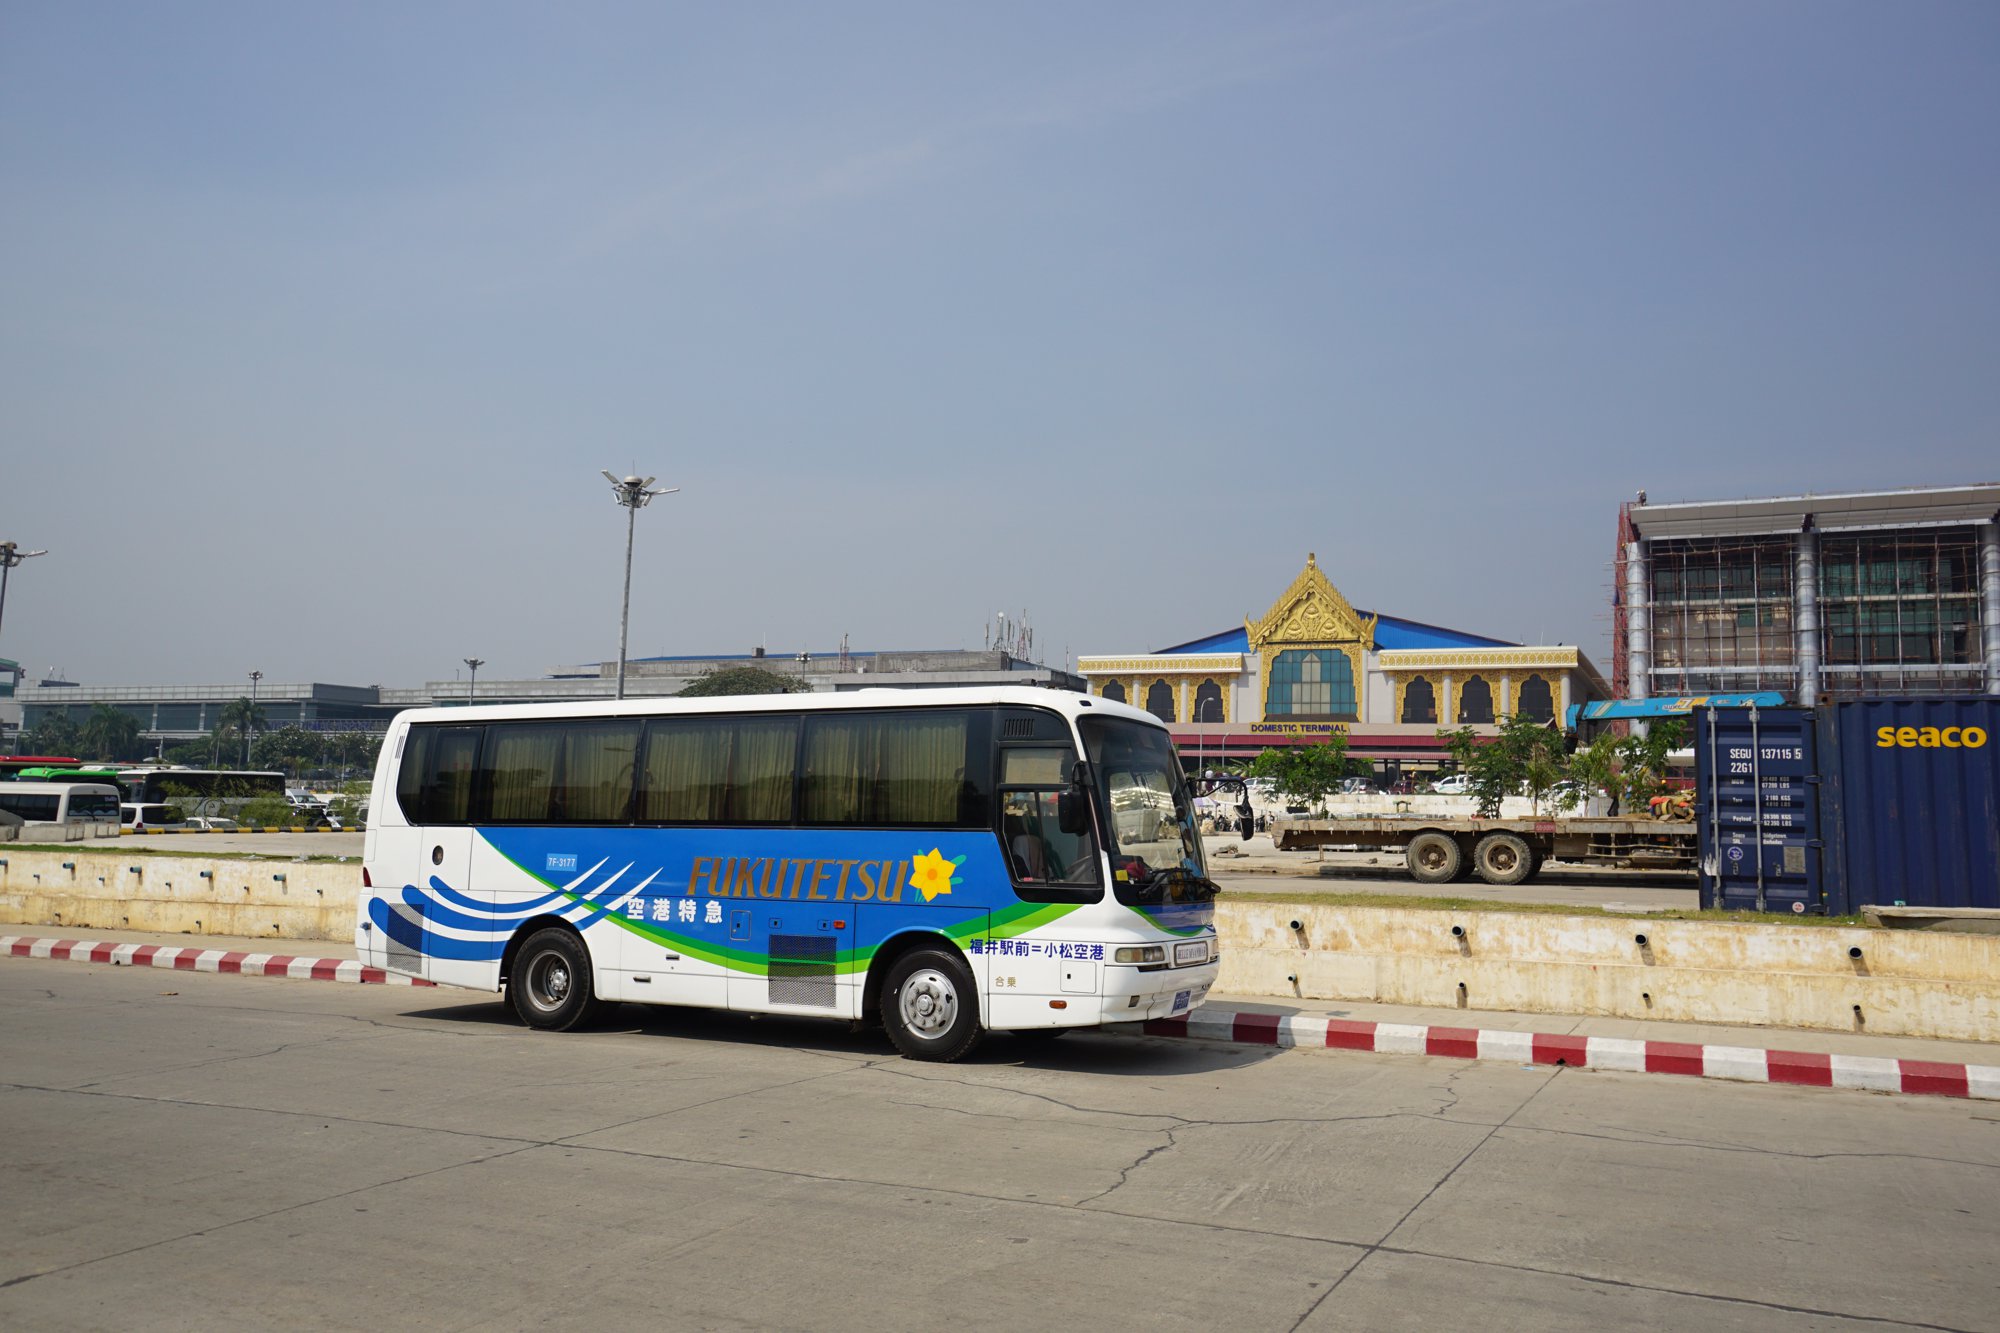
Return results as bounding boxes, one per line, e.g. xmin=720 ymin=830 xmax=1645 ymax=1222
xmin=1245 ymin=552 xmax=1377 ymax=649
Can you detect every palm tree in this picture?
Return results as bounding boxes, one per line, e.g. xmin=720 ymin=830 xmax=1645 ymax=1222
xmin=78 ymin=703 xmax=143 ymax=761
xmin=215 ymin=697 xmax=268 ymax=767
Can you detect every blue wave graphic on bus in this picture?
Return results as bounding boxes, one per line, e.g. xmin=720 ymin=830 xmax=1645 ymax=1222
xmin=366 ymin=857 xmax=658 ymax=962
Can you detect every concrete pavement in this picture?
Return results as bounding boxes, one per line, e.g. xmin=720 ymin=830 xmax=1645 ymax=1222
xmin=4 ymin=957 xmax=1998 ymax=1329
xmin=11 ymin=925 xmax=1997 ymax=1096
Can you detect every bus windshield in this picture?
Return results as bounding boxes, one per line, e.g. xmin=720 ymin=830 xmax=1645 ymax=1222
xmin=1079 ymin=715 xmax=1210 ymax=903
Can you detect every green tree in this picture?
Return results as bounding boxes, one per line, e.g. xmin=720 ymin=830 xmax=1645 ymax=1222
xmin=1614 ymin=719 xmax=1690 ymax=809
xmin=252 ymin=725 xmax=323 ymax=773
xmin=676 ymin=666 xmax=802 ymax=697
xmin=214 ymin=697 xmax=268 ymax=767
xmin=1439 ymin=713 xmax=1567 ymax=817
xmin=77 ymin=702 xmax=145 ymax=761
xmin=24 ymin=712 xmax=81 ymax=756
xmin=1246 ymin=736 xmax=1351 ymax=817
xmin=1562 ymin=731 xmax=1624 ymax=814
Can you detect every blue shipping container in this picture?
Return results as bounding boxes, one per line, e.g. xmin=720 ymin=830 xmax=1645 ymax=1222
xmin=1817 ymin=698 xmax=2000 ymax=915
xmin=1694 ymin=706 xmax=1824 ymax=914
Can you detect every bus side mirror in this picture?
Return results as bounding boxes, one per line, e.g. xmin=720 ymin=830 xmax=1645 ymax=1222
xmin=1058 ymin=787 xmax=1090 ymax=836
xmin=1238 ymin=800 xmax=1255 ymax=841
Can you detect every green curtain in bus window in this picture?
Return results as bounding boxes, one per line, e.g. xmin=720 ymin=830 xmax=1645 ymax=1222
xmin=640 ymin=718 xmax=732 ymax=823
xmin=560 ymin=721 xmax=640 ymax=822
xmin=803 ymin=716 xmax=867 ymax=824
xmin=486 ymin=725 xmax=560 ymax=822
xmin=726 ymin=717 xmax=798 ymax=823
xmin=875 ymin=713 xmax=966 ymax=825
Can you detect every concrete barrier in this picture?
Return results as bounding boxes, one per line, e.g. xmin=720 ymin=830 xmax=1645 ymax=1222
xmin=1217 ymin=903 xmax=2000 ymax=1044
xmin=0 ymin=847 xmax=359 ymax=941
xmin=3 ymin=846 xmax=1995 ymax=1042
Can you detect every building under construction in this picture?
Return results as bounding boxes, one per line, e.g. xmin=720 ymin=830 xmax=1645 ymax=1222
xmin=1614 ymin=483 xmax=2000 ymax=705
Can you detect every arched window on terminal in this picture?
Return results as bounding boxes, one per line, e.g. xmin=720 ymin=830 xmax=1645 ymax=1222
xmin=1518 ymin=675 xmax=1554 ymax=723
xmin=1193 ymin=681 xmax=1223 ymax=722
xmin=1457 ymin=676 xmax=1495 ymax=724
xmin=1101 ymin=680 xmax=1126 ymax=704
xmin=1400 ymin=678 xmax=1436 ymax=724
xmin=1144 ymin=681 xmax=1176 ymax=724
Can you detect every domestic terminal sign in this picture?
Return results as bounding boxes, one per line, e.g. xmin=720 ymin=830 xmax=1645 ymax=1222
xmin=1245 ymin=723 xmax=1350 ymax=737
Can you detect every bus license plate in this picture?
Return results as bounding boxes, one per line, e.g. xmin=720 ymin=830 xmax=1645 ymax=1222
xmin=1173 ymin=940 xmax=1208 ymax=966
xmin=1171 ymin=989 xmax=1192 ymax=1014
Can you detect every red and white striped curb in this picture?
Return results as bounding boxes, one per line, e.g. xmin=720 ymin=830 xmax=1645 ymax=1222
xmin=2 ymin=935 xmax=434 ymax=986
xmin=1142 ymin=1007 xmax=2000 ymax=1102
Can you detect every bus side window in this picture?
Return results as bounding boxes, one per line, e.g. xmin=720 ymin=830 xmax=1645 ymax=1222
xmin=638 ymin=716 xmax=798 ymax=825
xmin=801 ymin=709 xmax=987 ymax=828
xmin=413 ymin=726 xmax=482 ymax=825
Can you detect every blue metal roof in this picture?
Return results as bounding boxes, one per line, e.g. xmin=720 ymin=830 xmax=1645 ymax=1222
xmin=1156 ymin=629 xmax=1250 ymax=654
xmin=1363 ymin=612 xmax=1515 ymax=651
xmin=1155 ymin=614 xmax=1511 ymax=656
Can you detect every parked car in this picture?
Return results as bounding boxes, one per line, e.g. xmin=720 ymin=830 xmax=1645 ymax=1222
xmin=119 ymin=802 xmax=185 ymax=832
xmin=1338 ymin=777 xmax=1380 ymax=795
xmin=187 ymin=816 xmax=241 ymax=831
xmin=1430 ymin=774 xmax=1473 ymax=795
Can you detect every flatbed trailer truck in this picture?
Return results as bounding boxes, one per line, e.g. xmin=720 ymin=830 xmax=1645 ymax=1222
xmin=1271 ymin=816 xmax=1698 ymax=885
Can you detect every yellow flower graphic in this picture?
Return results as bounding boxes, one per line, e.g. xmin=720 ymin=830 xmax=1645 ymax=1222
xmin=909 ymin=848 xmax=962 ymax=902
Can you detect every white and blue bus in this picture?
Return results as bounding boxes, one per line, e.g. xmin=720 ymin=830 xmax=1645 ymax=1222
xmin=357 ymin=686 xmax=1220 ymax=1060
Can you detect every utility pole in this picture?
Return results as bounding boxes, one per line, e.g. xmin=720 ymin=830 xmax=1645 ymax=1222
xmin=464 ymin=658 xmax=484 ymax=703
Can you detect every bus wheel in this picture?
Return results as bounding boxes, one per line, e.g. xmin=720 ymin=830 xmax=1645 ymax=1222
xmin=882 ymin=948 xmax=982 ymax=1062
xmin=509 ymin=927 xmax=601 ymax=1031
xmin=1473 ymin=833 xmax=1533 ymax=886
xmin=1406 ymin=832 xmax=1462 ymax=884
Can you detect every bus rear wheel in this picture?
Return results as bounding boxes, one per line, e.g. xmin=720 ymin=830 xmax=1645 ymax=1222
xmin=882 ymin=948 xmax=982 ymax=1062
xmin=508 ymin=927 xmax=602 ymax=1031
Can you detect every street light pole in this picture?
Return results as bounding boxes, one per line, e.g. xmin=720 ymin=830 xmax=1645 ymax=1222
xmin=247 ymin=670 xmax=262 ymax=767
xmin=464 ymin=658 xmax=484 ymax=703
xmin=0 ymin=540 xmax=50 ymax=652
xmin=601 ymin=470 xmax=678 ymax=700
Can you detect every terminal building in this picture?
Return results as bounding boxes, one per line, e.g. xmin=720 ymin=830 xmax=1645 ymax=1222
xmin=1077 ymin=554 xmax=1609 ymax=777
xmin=6 ymin=647 xmax=1081 ymax=749
xmin=1614 ymin=482 xmax=2000 ymax=706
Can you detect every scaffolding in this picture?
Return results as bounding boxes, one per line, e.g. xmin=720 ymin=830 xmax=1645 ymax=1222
xmin=1629 ymin=525 xmax=1986 ymax=699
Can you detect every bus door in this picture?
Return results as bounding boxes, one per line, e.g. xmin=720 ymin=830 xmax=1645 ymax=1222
xmin=726 ymin=896 xmax=861 ymax=1020
xmin=379 ymin=725 xmax=482 ymax=984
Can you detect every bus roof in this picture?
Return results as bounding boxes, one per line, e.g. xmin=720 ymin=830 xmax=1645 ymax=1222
xmin=382 ymin=685 xmax=1161 ymax=731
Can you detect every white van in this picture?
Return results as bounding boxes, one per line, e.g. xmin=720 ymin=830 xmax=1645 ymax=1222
xmin=0 ymin=782 xmax=123 ymax=826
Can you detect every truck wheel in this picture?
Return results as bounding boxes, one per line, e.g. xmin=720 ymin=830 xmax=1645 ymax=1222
xmin=1406 ymin=832 xmax=1463 ymax=884
xmin=1473 ymin=833 xmax=1533 ymax=886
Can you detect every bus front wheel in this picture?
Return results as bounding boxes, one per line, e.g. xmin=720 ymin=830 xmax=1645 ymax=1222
xmin=882 ymin=948 xmax=982 ymax=1062
xmin=508 ymin=927 xmax=602 ymax=1031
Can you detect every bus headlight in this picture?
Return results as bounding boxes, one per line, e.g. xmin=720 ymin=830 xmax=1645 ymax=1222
xmin=1113 ymin=945 xmax=1166 ymax=964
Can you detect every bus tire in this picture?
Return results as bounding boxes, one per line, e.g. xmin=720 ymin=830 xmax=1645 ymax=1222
xmin=1406 ymin=831 xmax=1462 ymax=884
xmin=882 ymin=947 xmax=982 ymax=1062
xmin=1473 ymin=832 xmax=1533 ymax=886
xmin=508 ymin=927 xmax=602 ymax=1032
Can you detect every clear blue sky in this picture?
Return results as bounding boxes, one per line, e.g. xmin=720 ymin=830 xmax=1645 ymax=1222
xmin=4 ymin=1 xmax=1995 ymax=685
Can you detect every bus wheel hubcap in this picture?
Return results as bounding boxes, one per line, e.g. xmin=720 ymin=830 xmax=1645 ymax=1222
xmin=535 ymin=957 xmax=570 ymax=1006
xmin=900 ymin=971 xmax=957 ymax=1036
